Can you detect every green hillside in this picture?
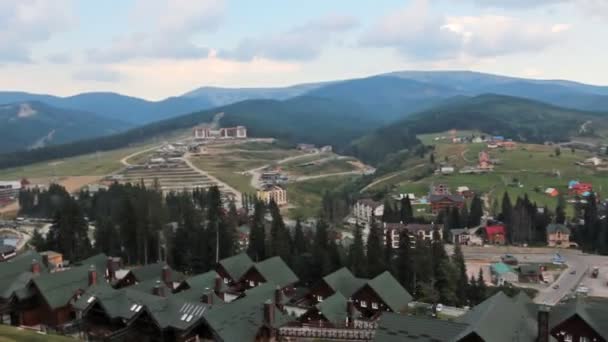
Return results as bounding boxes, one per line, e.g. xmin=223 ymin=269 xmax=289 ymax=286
xmin=0 ymin=96 xmax=378 ymax=170
xmin=350 ymin=94 xmax=608 ymax=166
xmin=0 ymin=101 xmax=128 ymax=153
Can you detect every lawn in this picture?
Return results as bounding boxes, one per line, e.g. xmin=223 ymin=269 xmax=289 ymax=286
xmin=286 ymin=175 xmax=360 ymax=219
xmin=0 ymin=326 xmax=75 ymax=342
xmin=285 ymin=158 xmax=360 ymax=177
xmin=0 ymin=144 xmax=148 ymax=180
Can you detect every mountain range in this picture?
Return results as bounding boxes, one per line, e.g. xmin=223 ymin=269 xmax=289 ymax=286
xmin=0 ymin=101 xmax=128 ymax=153
xmin=1 ymin=70 xmax=608 ymax=159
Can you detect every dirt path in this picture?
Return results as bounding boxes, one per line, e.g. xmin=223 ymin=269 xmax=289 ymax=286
xmin=461 ymin=148 xmax=473 ymax=163
xmin=291 ymin=171 xmax=364 ymax=182
xmin=120 ymin=144 xmax=164 ymax=167
xmin=245 ymin=152 xmax=317 ymax=189
xmin=360 ymin=164 xmax=425 ymax=193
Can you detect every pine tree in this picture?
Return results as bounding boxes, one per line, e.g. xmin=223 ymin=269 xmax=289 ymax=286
xmin=293 ymin=219 xmax=308 ymax=255
xmin=30 ymin=229 xmax=46 ymax=251
xmin=312 ymin=220 xmax=331 ymax=279
xmin=468 ymin=195 xmax=484 ymax=227
xmin=501 ymin=192 xmax=513 ymax=243
xmin=268 ymin=200 xmax=291 ymax=263
xmin=452 ymin=243 xmax=468 ymax=306
xmin=400 ymin=196 xmax=414 ymax=223
xmin=382 ymin=199 xmax=396 ymax=223
xmin=348 ymin=224 xmax=367 ymax=277
xmin=476 ymin=268 xmax=487 ymax=302
xmin=366 ymin=223 xmax=386 ymax=277
xmin=395 ymin=230 xmax=414 ymax=293
xmin=385 ymin=229 xmax=394 ymax=274
xmin=247 ymin=200 xmax=266 ymax=261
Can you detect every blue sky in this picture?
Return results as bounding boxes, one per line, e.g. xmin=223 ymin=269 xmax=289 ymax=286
xmin=0 ymin=0 xmax=607 ymax=99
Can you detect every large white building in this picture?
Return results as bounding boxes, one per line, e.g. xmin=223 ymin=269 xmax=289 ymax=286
xmin=193 ymin=126 xmax=247 ymax=140
xmin=352 ymin=199 xmax=382 ymax=225
xmin=0 ymin=181 xmax=21 ymax=203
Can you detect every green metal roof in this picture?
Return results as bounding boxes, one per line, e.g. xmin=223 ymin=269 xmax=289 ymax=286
xmin=218 ymin=253 xmax=253 ymax=281
xmin=252 ymin=256 xmax=298 ymax=288
xmin=75 ymin=283 xmax=217 ymax=333
xmin=0 ymin=250 xmax=47 ymax=300
xmin=129 ymin=263 xmax=183 ymax=283
xmin=546 ymin=224 xmax=571 ymax=235
xmin=32 ymin=253 xmax=107 ymax=310
xmin=364 ymin=271 xmax=412 ymax=313
xmin=549 ymin=297 xmax=608 ymax=339
xmin=456 ymin=291 xmax=537 ymax=342
xmin=373 ymin=312 xmax=471 ymax=342
xmin=315 ymin=292 xmax=359 ymax=326
xmin=491 ymin=262 xmax=515 ymax=275
xmin=322 ymin=267 xmax=366 ymax=298
xmin=204 ymin=282 xmax=294 ymax=342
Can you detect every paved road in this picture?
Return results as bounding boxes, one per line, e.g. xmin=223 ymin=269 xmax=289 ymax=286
xmin=360 ymin=164 xmax=425 ymax=193
xmin=458 ymin=246 xmax=608 ymax=305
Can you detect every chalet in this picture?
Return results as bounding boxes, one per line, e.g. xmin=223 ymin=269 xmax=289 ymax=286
xmin=431 ymin=183 xmax=451 ymax=196
xmin=75 ymin=284 xmax=216 ymax=341
xmin=310 ymin=268 xmax=367 ymax=303
xmin=115 ymin=263 xmax=183 ymax=291
xmin=373 ymin=313 xmax=477 ymax=342
xmin=239 ymin=256 xmax=299 ymax=291
xmin=18 ymin=253 xmax=108 ymax=328
xmin=485 ymin=225 xmax=506 ymax=245
xmin=298 ymin=293 xmax=361 ymax=328
xmin=351 ymin=272 xmax=412 ymax=318
xmin=547 ymin=224 xmax=571 ymax=247
xmin=216 ymin=253 xmax=254 ymax=285
xmin=353 ymin=199 xmax=382 ymax=224
xmin=236 ymin=225 xmax=251 ymax=251
xmin=39 ymin=251 xmax=63 ymax=269
xmin=429 ymin=194 xmax=465 ymax=214
xmin=174 ymin=271 xmax=228 ymax=302
xmin=0 ymin=251 xmax=49 ymax=325
xmin=549 ymin=297 xmax=608 ymax=342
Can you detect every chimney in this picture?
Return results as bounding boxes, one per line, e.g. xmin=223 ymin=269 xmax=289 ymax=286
xmin=346 ymin=299 xmax=355 ymax=327
xmin=88 ymin=265 xmax=97 ymax=286
xmin=263 ymin=300 xmax=274 ymax=326
xmin=31 ymin=259 xmax=41 ymax=275
xmin=274 ymin=286 xmax=283 ymax=307
xmin=214 ymin=275 xmax=223 ymax=294
xmin=202 ymin=289 xmax=214 ymax=305
xmin=153 ymin=280 xmax=165 ymax=297
xmin=161 ymin=264 xmax=171 ymax=285
xmin=106 ymin=257 xmax=116 ymax=281
xmin=537 ymin=305 xmax=550 ymax=342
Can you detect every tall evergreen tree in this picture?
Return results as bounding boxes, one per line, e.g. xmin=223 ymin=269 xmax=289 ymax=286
xmin=384 ymin=229 xmax=394 ymax=274
xmin=452 ymin=243 xmax=468 ymax=306
xmin=312 ymin=219 xmax=331 ymax=279
xmin=395 ymin=230 xmax=414 ymax=294
xmin=366 ymin=223 xmax=386 ymax=277
xmin=501 ymin=192 xmax=514 ymax=243
xmin=400 ymin=196 xmax=414 ymax=223
xmin=348 ymin=224 xmax=367 ymax=277
xmin=293 ymin=219 xmax=308 ymax=255
xmin=247 ymin=200 xmax=266 ymax=261
xmin=268 ymin=200 xmax=292 ymax=263
xmin=555 ymin=194 xmax=566 ymax=224
xmin=468 ymin=195 xmax=484 ymax=227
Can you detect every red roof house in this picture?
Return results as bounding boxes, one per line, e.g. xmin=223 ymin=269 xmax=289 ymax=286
xmin=569 ymin=183 xmax=592 ymax=195
xmin=485 ymin=225 xmax=506 ymax=245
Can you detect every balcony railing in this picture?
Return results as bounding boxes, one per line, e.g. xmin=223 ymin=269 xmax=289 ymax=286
xmin=279 ymin=325 xmax=375 ymax=341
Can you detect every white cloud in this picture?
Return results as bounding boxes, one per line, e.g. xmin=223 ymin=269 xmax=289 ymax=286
xmin=467 ymin=0 xmax=569 ymax=9
xmin=87 ymin=0 xmax=224 ymax=63
xmin=222 ymin=14 xmax=359 ymax=62
xmin=0 ymin=0 xmax=75 ymax=63
xmin=360 ymin=0 xmax=571 ymax=61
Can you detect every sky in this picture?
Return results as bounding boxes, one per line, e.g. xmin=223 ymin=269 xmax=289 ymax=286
xmin=0 ymin=0 xmax=607 ymax=100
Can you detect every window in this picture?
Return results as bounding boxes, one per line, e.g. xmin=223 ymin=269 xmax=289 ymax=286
xmin=372 ymin=302 xmax=379 ymax=309
xmin=316 ymin=295 xmax=323 ymax=302
xmin=579 ymin=337 xmax=589 ymax=342
xmin=564 ymin=335 xmax=573 ymax=342
xmin=249 ymin=280 xmax=256 ymax=287
xmin=224 ymin=278 xmax=230 ymax=284
xmin=360 ymin=300 xmax=367 ymax=308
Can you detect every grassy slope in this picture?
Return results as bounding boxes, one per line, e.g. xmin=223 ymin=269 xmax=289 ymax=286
xmin=0 ymin=326 xmax=74 ymax=342
xmin=287 ymin=175 xmax=360 ymax=218
xmin=380 ymin=133 xmax=602 ymax=213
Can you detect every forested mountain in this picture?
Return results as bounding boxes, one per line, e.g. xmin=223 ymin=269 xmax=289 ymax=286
xmin=305 ymin=76 xmax=457 ymax=122
xmin=181 ymin=82 xmax=330 ymax=107
xmin=0 ymin=96 xmax=378 ymax=169
xmin=387 ymin=70 xmax=608 ymax=112
xmin=0 ymin=91 xmax=210 ymax=125
xmin=0 ymin=101 xmax=128 ymax=153
xmin=349 ymin=94 xmax=608 ymax=165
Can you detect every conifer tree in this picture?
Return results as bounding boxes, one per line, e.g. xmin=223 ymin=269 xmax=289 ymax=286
xmin=452 ymin=243 xmax=469 ymax=306
xmin=366 ymin=223 xmax=386 ymax=277
xmin=400 ymin=196 xmax=414 ymax=223
xmin=247 ymin=200 xmax=266 ymax=261
xmin=293 ymin=219 xmax=309 ymax=255
xmin=468 ymin=195 xmax=484 ymax=227
xmin=348 ymin=224 xmax=367 ymax=277
xmin=395 ymin=230 xmax=414 ymax=293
